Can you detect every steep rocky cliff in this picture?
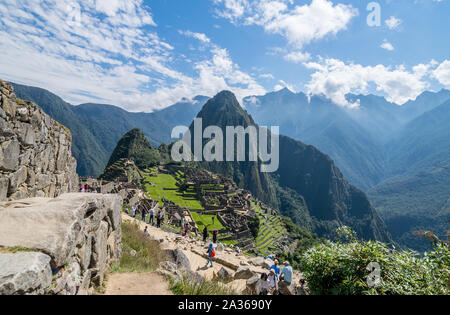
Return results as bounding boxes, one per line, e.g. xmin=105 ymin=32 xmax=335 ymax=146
xmin=0 ymin=79 xmax=78 ymax=201
xmin=191 ymin=91 xmax=391 ymax=242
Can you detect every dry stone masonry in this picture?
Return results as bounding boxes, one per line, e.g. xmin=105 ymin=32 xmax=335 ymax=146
xmin=0 ymin=79 xmax=78 ymax=201
xmin=0 ymin=193 xmax=122 ymax=295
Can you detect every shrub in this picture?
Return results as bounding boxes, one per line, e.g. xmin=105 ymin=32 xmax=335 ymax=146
xmin=299 ymin=227 xmax=449 ymax=295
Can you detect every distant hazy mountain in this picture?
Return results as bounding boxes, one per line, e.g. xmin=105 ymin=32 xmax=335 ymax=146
xmin=12 ymin=82 xmax=208 ymax=177
xmin=243 ymin=88 xmax=450 ymax=250
xmin=191 ymin=91 xmax=391 ymax=242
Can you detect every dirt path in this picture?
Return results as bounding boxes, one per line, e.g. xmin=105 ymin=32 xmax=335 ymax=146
xmin=107 ymin=214 xmax=299 ymax=295
xmin=104 ymin=272 xmax=172 ymax=295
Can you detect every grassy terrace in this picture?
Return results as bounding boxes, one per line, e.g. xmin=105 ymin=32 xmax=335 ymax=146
xmin=143 ymin=173 xmax=203 ymax=209
xmin=190 ymin=211 xmax=225 ymax=232
xmin=252 ymin=201 xmax=288 ymax=255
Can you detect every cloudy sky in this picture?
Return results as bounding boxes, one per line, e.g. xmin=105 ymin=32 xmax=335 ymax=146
xmin=0 ymin=0 xmax=449 ymax=111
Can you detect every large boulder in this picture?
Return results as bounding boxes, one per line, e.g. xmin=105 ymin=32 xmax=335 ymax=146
xmin=0 ymin=193 xmax=122 ymax=294
xmin=217 ymin=267 xmax=233 ymax=283
xmin=0 ymin=252 xmax=52 ymax=295
xmin=262 ymin=258 xmax=274 ymax=269
xmin=165 ymin=249 xmax=191 ymax=272
xmin=234 ymin=266 xmax=255 ymax=280
xmin=246 ymin=275 xmax=260 ymax=295
xmin=248 ymin=256 xmax=265 ymax=266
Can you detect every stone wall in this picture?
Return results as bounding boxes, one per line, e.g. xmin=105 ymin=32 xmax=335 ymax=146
xmin=0 ymin=79 xmax=78 ymax=201
xmin=0 ymin=193 xmax=122 ymax=295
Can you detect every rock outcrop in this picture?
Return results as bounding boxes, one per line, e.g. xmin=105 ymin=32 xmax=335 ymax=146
xmin=0 ymin=79 xmax=77 ymax=201
xmin=0 ymin=193 xmax=122 ymax=295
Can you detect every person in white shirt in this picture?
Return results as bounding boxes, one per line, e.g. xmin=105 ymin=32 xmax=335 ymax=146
xmin=267 ymin=269 xmax=278 ymax=294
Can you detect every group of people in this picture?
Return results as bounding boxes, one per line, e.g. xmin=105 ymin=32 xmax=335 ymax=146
xmin=79 ymin=183 xmax=99 ymax=193
xmin=127 ymin=203 xmax=164 ymax=228
xmin=202 ymin=226 xmax=219 ymax=243
xmin=255 ymin=259 xmax=309 ymax=295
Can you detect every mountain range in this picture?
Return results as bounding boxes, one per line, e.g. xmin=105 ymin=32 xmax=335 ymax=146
xmin=243 ymin=88 xmax=450 ymax=251
xmin=187 ymin=91 xmax=391 ymax=242
xmin=12 ymin=82 xmax=208 ymax=177
xmin=11 ymin=81 xmax=449 ymax=251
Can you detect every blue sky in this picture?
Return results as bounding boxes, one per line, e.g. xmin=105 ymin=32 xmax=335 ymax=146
xmin=0 ymin=0 xmax=449 ymax=111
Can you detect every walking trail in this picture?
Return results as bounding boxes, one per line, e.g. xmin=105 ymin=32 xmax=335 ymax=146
xmin=104 ymin=213 xmax=302 ymax=295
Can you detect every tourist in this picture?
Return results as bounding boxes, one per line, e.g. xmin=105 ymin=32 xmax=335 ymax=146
xmin=268 ymin=260 xmax=281 ymax=277
xmin=203 ymin=226 xmax=208 ymax=242
xmin=131 ymin=206 xmax=136 ymax=218
xmin=256 ymin=273 xmax=269 ymax=295
xmin=144 ymin=226 xmax=150 ymax=238
xmin=149 ymin=207 xmax=155 ymax=225
xmin=141 ymin=207 xmax=146 ymax=223
xmin=267 ymin=269 xmax=278 ymax=295
xmin=296 ymin=279 xmax=309 ymax=295
xmin=156 ymin=213 xmax=161 ymax=228
xmin=206 ymin=242 xmax=214 ymax=268
xmin=212 ymin=230 xmax=218 ymax=243
xmin=278 ymin=261 xmax=293 ymax=294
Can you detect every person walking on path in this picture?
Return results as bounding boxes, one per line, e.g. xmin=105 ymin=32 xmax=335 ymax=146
xmin=156 ymin=213 xmax=161 ymax=228
xmin=202 ymin=226 xmax=208 ymax=243
xmin=206 ymin=243 xmax=214 ymax=268
xmin=149 ymin=207 xmax=155 ymax=226
xmin=212 ymin=230 xmax=218 ymax=243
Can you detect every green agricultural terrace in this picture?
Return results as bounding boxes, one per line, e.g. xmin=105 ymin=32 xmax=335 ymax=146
xmin=252 ymin=201 xmax=288 ymax=255
xmin=143 ymin=172 xmax=203 ymax=210
xmin=190 ymin=211 xmax=225 ymax=232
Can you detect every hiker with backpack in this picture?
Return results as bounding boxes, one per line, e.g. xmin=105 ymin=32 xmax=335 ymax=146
xmin=206 ymin=242 xmax=215 ymax=268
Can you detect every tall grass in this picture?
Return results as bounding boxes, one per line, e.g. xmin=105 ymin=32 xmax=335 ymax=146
xmin=111 ymin=221 xmax=166 ymax=273
xmin=170 ymin=275 xmax=236 ymax=295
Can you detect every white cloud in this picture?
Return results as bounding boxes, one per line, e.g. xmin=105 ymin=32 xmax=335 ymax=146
xmin=432 ymin=60 xmax=450 ymax=88
xmin=385 ymin=16 xmax=402 ymax=30
xmin=0 ymin=0 xmax=265 ymax=112
xmin=303 ymin=58 xmax=434 ymax=108
xmin=284 ymin=51 xmax=311 ymax=63
xmin=214 ymin=0 xmax=358 ymax=63
xmin=179 ymin=30 xmax=211 ymax=43
xmin=259 ymin=73 xmax=275 ymax=79
xmin=380 ymin=40 xmax=394 ymax=51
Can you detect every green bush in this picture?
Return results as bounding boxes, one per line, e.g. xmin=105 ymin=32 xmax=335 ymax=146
xmin=299 ymin=229 xmax=449 ymax=295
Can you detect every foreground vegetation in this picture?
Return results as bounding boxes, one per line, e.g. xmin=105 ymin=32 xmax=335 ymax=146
xmin=299 ymin=227 xmax=450 ymax=295
xmin=170 ymin=275 xmax=236 ymax=295
xmin=111 ymin=221 xmax=166 ymax=273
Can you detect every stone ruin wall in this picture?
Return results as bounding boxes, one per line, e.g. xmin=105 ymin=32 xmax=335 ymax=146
xmin=0 ymin=79 xmax=123 ymax=295
xmin=0 ymin=79 xmax=78 ymax=201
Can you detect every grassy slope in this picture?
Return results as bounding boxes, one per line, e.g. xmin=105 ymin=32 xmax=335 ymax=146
xmin=111 ymin=221 xmax=166 ymax=273
xmin=144 ymin=173 xmax=203 ymax=209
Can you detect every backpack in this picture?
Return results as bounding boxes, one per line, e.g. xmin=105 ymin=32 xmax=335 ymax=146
xmin=210 ymin=249 xmax=216 ymax=258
